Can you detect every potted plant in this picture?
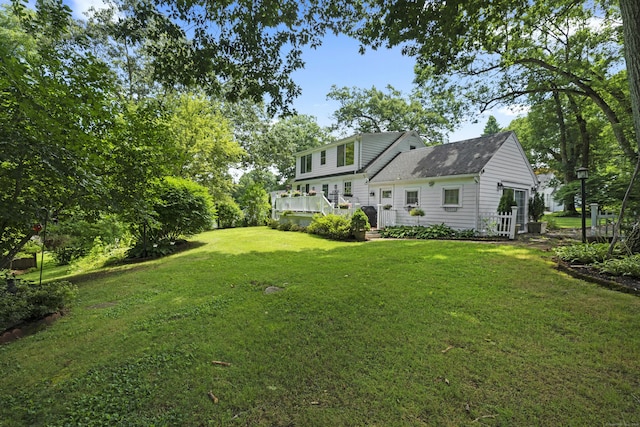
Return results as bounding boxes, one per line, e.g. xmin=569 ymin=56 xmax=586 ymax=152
xmin=308 ymin=190 xmax=317 ymax=196
xmin=527 ymin=192 xmax=547 ymax=234
xmin=350 ymin=208 xmax=371 ymax=241
xmin=292 ymin=190 xmax=302 ymax=197
xmin=338 ymin=202 xmax=350 ymax=209
xmin=410 ymin=207 xmax=425 ymax=225
xmin=383 ymin=204 xmax=392 ymax=210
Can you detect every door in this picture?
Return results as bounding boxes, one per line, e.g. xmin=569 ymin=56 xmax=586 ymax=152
xmin=514 ymin=189 xmax=527 ymax=230
xmin=379 ymin=188 xmax=393 ymax=208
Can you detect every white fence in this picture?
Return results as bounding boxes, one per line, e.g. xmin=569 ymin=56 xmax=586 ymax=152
xmin=478 ymin=206 xmax=519 ymax=239
xmin=377 ymin=206 xmax=397 ymax=228
xmin=590 ymin=203 xmax=617 ymax=237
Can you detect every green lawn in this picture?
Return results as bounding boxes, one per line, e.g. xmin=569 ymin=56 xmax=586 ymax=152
xmin=1 ymin=228 xmax=639 ymax=426
xmin=543 ymin=213 xmax=591 ymax=229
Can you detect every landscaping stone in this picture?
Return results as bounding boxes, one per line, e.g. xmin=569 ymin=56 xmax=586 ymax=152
xmin=264 ymin=286 xmax=283 ymax=294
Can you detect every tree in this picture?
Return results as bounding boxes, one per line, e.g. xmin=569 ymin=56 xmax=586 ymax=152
xmin=0 ymin=2 xmax=117 ymax=269
xmin=165 ymin=92 xmax=246 ymax=198
xmin=482 ymin=116 xmax=501 ymax=136
xmin=240 ymin=183 xmax=271 ymax=227
xmin=327 ymin=84 xmax=460 ymax=143
xmin=105 ymin=0 xmax=363 ymax=114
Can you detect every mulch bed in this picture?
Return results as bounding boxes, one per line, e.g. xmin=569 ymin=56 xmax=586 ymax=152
xmin=555 ymin=260 xmax=640 ymax=296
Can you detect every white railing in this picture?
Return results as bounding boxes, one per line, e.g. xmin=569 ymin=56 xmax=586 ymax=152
xmin=377 ymin=205 xmax=397 ymax=228
xmin=273 ymin=194 xmax=334 ymax=216
xmin=590 ymin=203 xmax=617 ymax=237
xmin=478 ymin=206 xmax=518 ymax=239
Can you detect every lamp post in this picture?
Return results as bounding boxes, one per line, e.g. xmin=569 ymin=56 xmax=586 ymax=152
xmin=576 ymin=167 xmax=589 ymax=243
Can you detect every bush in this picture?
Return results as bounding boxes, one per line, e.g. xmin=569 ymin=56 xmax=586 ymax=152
xmin=380 ymin=224 xmax=471 ymax=239
xmin=529 ymin=192 xmax=545 ymax=222
xmin=553 ymin=243 xmax=613 ymax=264
xmin=307 ymin=214 xmax=351 ymax=240
xmin=216 ymin=199 xmax=243 ymax=229
xmin=267 ymin=219 xmax=280 ymax=229
xmin=48 ymin=214 xmax=126 ymax=266
xmin=595 ymin=255 xmax=640 ymax=278
xmin=152 ymin=177 xmax=215 ymax=240
xmin=0 ymin=275 xmax=78 ymax=331
xmin=350 ymin=209 xmax=371 ymax=233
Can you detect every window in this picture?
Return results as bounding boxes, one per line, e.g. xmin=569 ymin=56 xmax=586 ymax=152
xmin=322 ymin=184 xmax=329 ymax=197
xmin=406 ymin=190 xmax=419 ymax=206
xmin=337 ymin=142 xmax=354 ymax=167
xmin=305 ymin=184 xmax=310 ymax=193
xmin=300 ymin=154 xmax=312 ymax=174
xmin=443 ymin=188 xmax=460 ymax=206
xmin=381 ymin=190 xmax=392 ymax=199
xmin=320 ymin=150 xmax=326 ymax=165
xmin=344 ymin=181 xmax=352 ymax=196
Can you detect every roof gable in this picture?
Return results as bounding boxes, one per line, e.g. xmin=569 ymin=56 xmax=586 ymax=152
xmin=370 ymin=131 xmax=514 ymax=182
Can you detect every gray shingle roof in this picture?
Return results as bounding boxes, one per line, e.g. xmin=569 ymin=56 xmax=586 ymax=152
xmin=370 ymin=131 xmax=513 ymax=182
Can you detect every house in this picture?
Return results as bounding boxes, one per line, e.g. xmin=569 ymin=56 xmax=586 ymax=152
xmin=537 ymin=173 xmax=564 ymax=212
xmin=273 ymin=131 xmax=538 ymax=235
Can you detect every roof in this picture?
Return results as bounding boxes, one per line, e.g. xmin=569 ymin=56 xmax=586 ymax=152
xmin=370 ymin=131 xmax=514 ymax=182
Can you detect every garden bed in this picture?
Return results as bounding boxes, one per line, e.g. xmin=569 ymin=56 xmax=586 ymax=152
xmin=556 ymin=260 xmax=640 ymax=296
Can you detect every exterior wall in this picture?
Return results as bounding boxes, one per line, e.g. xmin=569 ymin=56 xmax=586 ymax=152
xmin=296 ymin=137 xmax=360 ymax=181
xmin=294 ymin=175 xmax=370 ymax=207
xmin=479 ymin=134 xmax=537 ymax=229
xmin=362 ymin=133 xmax=425 ymax=177
xmin=370 ymin=177 xmax=479 ymax=230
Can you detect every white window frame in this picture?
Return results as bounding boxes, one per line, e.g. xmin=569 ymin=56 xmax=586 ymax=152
xmin=300 ymin=154 xmax=312 ymax=174
xmin=405 ymin=188 xmax=419 ymax=206
xmin=442 ymin=187 xmax=462 ymax=207
xmin=343 ymin=181 xmax=352 ymax=196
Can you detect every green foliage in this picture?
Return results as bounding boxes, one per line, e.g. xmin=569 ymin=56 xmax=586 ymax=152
xmin=327 ymin=84 xmax=458 ymax=143
xmin=0 ymin=4 xmax=117 ymax=269
xmin=0 ymin=276 xmax=77 ymax=331
xmin=498 ymin=189 xmax=517 ymax=213
xmin=595 ymin=255 xmax=640 ymax=278
xmin=307 ymin=214 xmax=352 ymax=240
xmin=240 ymin=183 xmax=271 ymax=227
xmin=151 ymin=177 xmax=215 ymax=241
xmin=380 ymin=224 xmax=474 ymax=239
xmin=482 ymin=115 xmax=501 ymax=135
xmin=215 ymin=198 xmax=243 ymax=229
xmin=553 ymin=243 xmax=614 ymax=264
xmin=48 ymin=214 xmax=126 ymax=266
xmin=528 ymin=192 xmax=546 ymax=222
xmin=409 ymin=208 xmax=425 ymax=216
xmin=350 ymin=209 xmax=371 ymax=233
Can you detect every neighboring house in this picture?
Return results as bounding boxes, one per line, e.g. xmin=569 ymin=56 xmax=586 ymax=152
xmin=537 ymin=173 xmax=564 ymax=213
xmin=273 ymin=131 xmax=538 ymax=233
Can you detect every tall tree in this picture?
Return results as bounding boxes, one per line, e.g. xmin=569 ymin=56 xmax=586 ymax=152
xmin=482 ymin=116 xmax=501 ymax=136
xmin=327 ymin=84 xmax=461 ymax=143
xmin=0 ymin=2 xmax=116 ymax=269
xmin=165 ymin=92 xmax=246 ymax=198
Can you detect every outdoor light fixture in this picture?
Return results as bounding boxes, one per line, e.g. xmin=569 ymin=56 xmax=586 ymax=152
xmin=576 ymin=167 xmax=589 ymax=243
xmin=369 ymin=191 xmax=375 ymax=197
xmin=497 ymin=182 xmax=504 ymax=191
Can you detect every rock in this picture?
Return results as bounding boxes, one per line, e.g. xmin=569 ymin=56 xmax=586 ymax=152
xmin=264 ymin=286 xmax=283 ymax=294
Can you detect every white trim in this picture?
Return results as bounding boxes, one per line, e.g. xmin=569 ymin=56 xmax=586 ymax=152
xmin=442 ymin=186 xmax=462 ymax=207
xmin=405 ymin=188 xmax=420 ymax=206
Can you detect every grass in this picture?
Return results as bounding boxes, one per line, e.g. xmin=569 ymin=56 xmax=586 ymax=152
xmin=1 ymin=227 xmax=639 ymax=426
xmin=543 ymin=213 xmax=591 ymax=229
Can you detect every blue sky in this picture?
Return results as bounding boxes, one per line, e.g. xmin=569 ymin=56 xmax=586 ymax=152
xmin=19 ymin=0 xmax=524 ymax=142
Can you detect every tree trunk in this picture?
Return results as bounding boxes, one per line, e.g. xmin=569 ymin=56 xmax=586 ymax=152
xmin=610 ymin=0 xmax=640 ymax=255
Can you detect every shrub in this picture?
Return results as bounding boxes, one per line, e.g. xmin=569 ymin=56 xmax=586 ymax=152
xmin=153 ymin=177 xmax=215 ymax=240
xmin=278 ymin=221 xmax=293 ymax=231
xmin=307 ymin=214 xmax=351 ymax=240
xmin=267 ymin=219 xmax=280 ymax=229
xmin=380 ymin=224 xmax=465 ymax=239
xmin=216 ymin=199 xmax=243 ymax=229
xmin=0 ymin=275 xmax=78 ymax=331
xmin=350 ymin=209 xmax=371 ymax=233
xmin=553 ymin=243 xmax=613 ymax=264
xmin=529 ymin=192 xmax=545 ymax=222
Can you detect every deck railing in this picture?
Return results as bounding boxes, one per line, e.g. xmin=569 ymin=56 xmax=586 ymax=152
xmin=377 ymin=205 xmax=397 ymax=228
